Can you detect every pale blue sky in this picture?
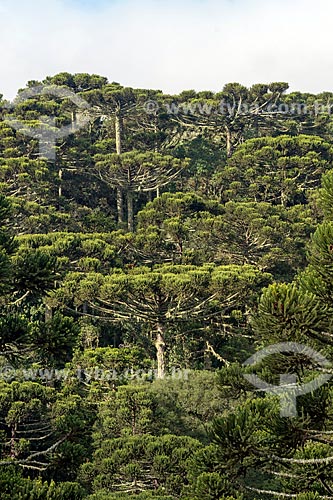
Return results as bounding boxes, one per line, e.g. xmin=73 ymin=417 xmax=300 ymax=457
xmin=66 ymin=0 xmax=117 ymax=9
xmin=1 ymin=0 xmax=332 ymax=99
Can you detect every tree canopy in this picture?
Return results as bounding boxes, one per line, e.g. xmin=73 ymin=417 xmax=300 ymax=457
xmin=1 ymin=73 xmax=333 ymax=499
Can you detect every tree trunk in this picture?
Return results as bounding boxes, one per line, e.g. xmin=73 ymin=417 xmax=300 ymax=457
xmin=127 ymin=191 xmax=134 ymax=232
xmin=10 ymin=424 xmax=17 ymax=458
xmin=117 ymin=189 xmax=125 ymax=225
xmin=225 ymin=125 xmax=232 ymax=157
xmin=155 ymin=324 xmax=166 ymax=379
xmin=115 ymin=111 xmax=124 ymax=225
xmin=154 ymin=117 xmax=158 ymax=152
xmin=281 ymin=191 xmax=287 ymax=207
xmin=204 ymin=347 xmax=212 ymax=369
xmin=71 ymin=110 xmax=76 ymax=132
xmin=45 ymin=303 xmax=53 ymax=322
xmin=115 ymin=112 xmax=122 ymax=155
xmin=58 ymin=167 xmax=63 ymax=199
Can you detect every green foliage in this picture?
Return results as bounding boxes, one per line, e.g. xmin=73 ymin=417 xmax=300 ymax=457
xmin=13 ymin=249 xmax=58 ymax=294
xmin=150 ymin=371 xmax=228 ymax=440
xmin=79 ymin=434 xmax=202 ymax=496
xmin=92 ymin=385 xmax=162 ymax=440
xmin=55 ymin=263 xmax=270 ymax=377
xmin=187 ymin=472 xmax=241 ymax=500
xmin=136 ymin=195 xmax=313 ymax=279
xmin=0 ymin=467 xmax=85 ymax=499
xmin=220 ymin=135 xmax=333 ymax=206
xmin=251 ymin=282 xmax=332 ymax=346
xmin=0 ymin=313 xmax=31 ymax=362
xmin=71 ymin=346 xmax=152 ymax=382
xmin=31 ymin=312 xmax=80 ymax=367
xmin=2 ymin=73 xmax=333 ymax=498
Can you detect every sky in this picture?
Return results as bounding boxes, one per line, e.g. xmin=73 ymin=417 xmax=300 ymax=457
xmin=1 ymin=0 xmax=333 ymax=99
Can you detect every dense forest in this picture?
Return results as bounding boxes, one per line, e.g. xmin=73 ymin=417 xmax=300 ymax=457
xmin=2 ymin=73 xmax=333 ymax=499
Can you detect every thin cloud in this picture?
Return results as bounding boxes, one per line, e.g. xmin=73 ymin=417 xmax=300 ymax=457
xmin=1 ymin=0 xmax=333 ymax=99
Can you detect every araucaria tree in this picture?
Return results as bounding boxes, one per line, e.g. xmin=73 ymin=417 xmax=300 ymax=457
xmin=55 ymin=264 xmax=269 ymax=378
xmin=95 ymin=151 xmax=188 ymax=231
